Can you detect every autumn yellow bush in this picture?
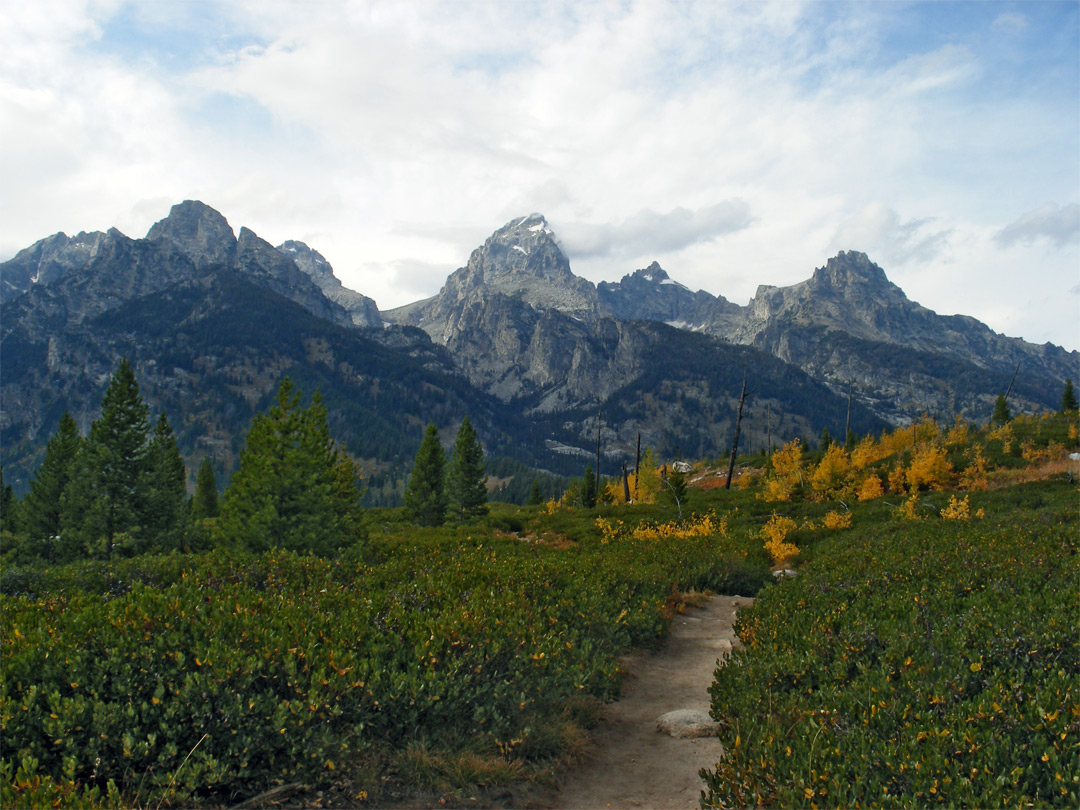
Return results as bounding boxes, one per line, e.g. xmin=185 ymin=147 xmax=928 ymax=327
xmin=822 ymin=510 xmax=852 ymax=530
xmin=759 ymin=439 xmax=804 ymax=502
xmin=940 ymin=495 xmax=971 ymax=520
xmin=810 ymin=444 xmax=850 ymax=498
xmin=959 ymin=445 xmax=989 ymax=491
xmin=857 ymin=474 xmax=884 ymax=501
xmin=761 ymin=514 xmax=799 ymax=567
xmin=905 ymin=444 xmax=953 ymax=491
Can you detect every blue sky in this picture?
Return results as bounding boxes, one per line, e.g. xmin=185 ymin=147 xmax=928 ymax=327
xmin=2 ymin=0 xmax=1077 ymax=349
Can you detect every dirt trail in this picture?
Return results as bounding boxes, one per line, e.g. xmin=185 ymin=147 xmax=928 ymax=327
xmin=544 ymin=595 xmax=753 ymax=810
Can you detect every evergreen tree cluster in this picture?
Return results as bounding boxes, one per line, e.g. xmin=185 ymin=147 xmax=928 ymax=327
xmin=5 ymin=359 xmax=191 ymax=562
xmin=2 ymin=363 xmax=363 ymax=564
xmin=217 ymin=378 xmax=363 ymax=555
xmin=403 ymin=417 xmax=488 ymax=526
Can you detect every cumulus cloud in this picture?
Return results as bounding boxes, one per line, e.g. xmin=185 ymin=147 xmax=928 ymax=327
xmin=555 ymin=201 xmax=754 ymax=260
xmin=829 ymin=203 xmax=951 ymax=265
xmin=994 ymin=203 xmax=1080 ymax=249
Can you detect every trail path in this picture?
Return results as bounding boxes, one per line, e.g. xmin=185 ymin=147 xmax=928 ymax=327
xmin=544 ymin=595 xmax=753 ymax=810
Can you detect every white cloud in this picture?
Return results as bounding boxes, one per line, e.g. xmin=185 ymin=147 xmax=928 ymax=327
xmin=0 ymin=0 xmax=1077 ymax=350
xmin=994 ymin=203 xmax=1080 ymax=249
xmin=555 ymin=201 xmax=755 ymax=260
xmin=829 ymin=203 xmax=952 ymax=266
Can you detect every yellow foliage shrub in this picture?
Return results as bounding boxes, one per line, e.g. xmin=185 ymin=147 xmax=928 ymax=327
xmin=822 ymin=510 xmax=852 ymax=529
xmin=857 ymin=474 xmax=884 ymax=501
xmin=905 ymin=444 xmax=953 ymax=491
xmin=944 ymin=414 xmax=970 ymax=447
xmin=632 ymin=511 xmax=727 ymax=541
xmin=759 ymin=477 xmax=793 ymax=503
xmin=1069 ymin=423 xmax=1078 ymax=441
xmin=897 ymin=493 xmax=922 ymax=521
xmin=888 ymin=462 xmax=908 ymax=494
xmin=940 ymin=495 xmax=971 ymax=521
xmin=960 ymin=445 xmax=989 ymax=492
xmin=810 ymin=445 xmax=850 ymax=497
xmin=761 ymin=514 xmax=799 ymax=567
xmin=850 ymin=436 xmax=886 ymax=470
xmin=760 ymin=439 xmax=804 ymax=502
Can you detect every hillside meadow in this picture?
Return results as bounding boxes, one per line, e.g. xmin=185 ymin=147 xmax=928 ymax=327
xmin=2 ymin=412 xmax=1077 ymax=808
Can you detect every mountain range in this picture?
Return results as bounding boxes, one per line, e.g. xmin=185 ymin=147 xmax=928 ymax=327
xmin=2 ymin=201 xmax=1075 ymax=500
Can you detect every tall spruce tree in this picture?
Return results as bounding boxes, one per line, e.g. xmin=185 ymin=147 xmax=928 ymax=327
xmin=447 ymin=417 xmax=488 ymax=521
xmin=65 ymin=358 xmax=150 ymax=560
xmin=581 ymin=464 xmax=597 ymax=509
xmin=143 ymin=413 xmax=189 ymax=551
xmin=404 ymin=423 xmax=448 ymax=526
xmin=191 ymin=458 xmax=220 ymax=521
xmin=992 ymin=394 xmax=1011 ymax=426
xmin=19 ymin=412 xmax=82 ymax=559
xmin=0 ymin=467 xmax=15 ymax=537
xmin=218 ymin=379 xmax=362 ymax=555
xmin=1062 ymin=378 xmax=1078 ymax=413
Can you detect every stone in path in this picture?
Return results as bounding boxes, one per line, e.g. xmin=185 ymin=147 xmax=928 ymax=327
xmin=545 ymin=596 xmax=753 ymax=810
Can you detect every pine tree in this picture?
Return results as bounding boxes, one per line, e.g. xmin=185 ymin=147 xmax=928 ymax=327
xmin=65 ymin=358 xmax=150 ymax=560
xmin=447 ymin=417 xmax=488 ymax=521
xmin=992 ymin=394 xmax=1011 ymax=426
xmin=218 ymin=379 xmax=362 ymax=554
xmin=1062 ymin=378 xmax=1078 ymax=413
xmin=404 ymin=423 xmax=448 ymax=526
xmin=526 ymin=480 xmax=542 ymax=506
xmin=19 ymin=412 xmax=82 ymax=558
xmin=143 ymin=413 xmax=188 ymax=551
xmin=0 ymin=467 xmax=16 ymax=537
xmin=191 ymin=457 xmax=220 ymax=521
xmin=581 ymin=464 xmax=597 ymax=509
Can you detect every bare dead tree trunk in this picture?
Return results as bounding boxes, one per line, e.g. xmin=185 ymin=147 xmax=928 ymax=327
xmin=622 ymin=460 xmax=631 ymax=503
xmin=725 ymin=367 xmax=749 ymax=490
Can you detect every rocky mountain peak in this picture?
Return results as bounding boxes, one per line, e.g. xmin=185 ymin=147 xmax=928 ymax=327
xmin=635 ymin=261 xmax=670 ymax=283
xmin=811 ymin=250 xmax=891 ymax=289
xmin=468 ymin=213 xmax=571 ymax=286
xmin=278 ymin=240 xmax=333 ymax=281
xmin=145 ymin=200 xmax=237 ymax=269
xmin=0 ymin=230 xmax=114 ymax=302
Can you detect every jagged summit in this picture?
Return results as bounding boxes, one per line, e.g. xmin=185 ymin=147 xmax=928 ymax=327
xmin=383 ymin=213 xmax=597 ymax=340
xmin=145 ymin=200 xmax=237 ymax=269
xmin=810 ymin=251 xmax=895 ymax=292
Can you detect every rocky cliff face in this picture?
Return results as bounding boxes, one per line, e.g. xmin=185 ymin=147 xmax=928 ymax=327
xmin=278 ymin=240 xmax=382 ymax=328
xmin=0 ymin=230 xmax=113 ymax=303
xmin=596 ymin=261 xmax=741 ymax=330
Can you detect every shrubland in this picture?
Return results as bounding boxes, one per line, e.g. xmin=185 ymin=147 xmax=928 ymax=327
xmin=2 ymin=409 xmax=1077 ymax=808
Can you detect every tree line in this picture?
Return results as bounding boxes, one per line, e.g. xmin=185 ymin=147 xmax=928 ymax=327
xmin=0 ymin=360 xmax=492 ymax=562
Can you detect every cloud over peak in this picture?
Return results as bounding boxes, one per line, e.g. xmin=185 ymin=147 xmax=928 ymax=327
xmin=995 ymin=203 xmax=1080 ymax=249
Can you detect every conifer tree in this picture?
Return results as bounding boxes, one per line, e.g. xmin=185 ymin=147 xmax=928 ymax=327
xmin=992 ymin=394 xmax=1011 ymax=426
xmin=19 ymin=412 xmax=82 ymax=558
xmin=581 ymin=464 xmax=597 ymax=509
xmin=447 ymin=417 xmax=488 ymax=521
xmin=65 ymin=358 xmax=150 ymax=560
xmin=404 ymin=423 xmax=448 ymax=526
xmin=219 ymin=379 xmax=362 ymax=554
xmin=0 ymin=467 xmax=15 ymax=537
xmin=191 ymin=457 xmax=220 ymax=521
xmin=664 ymin=463 xmax=688 ymax=518
xmin=526 ymin=479 xmax=542 ymax=506
xmin=1062 ymin=378 xmax=1078 ymax=413
xmin=143 ymin=413 xmax=189 ymax=551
